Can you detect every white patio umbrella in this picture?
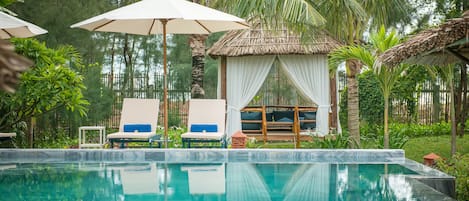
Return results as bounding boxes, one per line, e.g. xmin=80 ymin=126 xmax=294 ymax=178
xmin=0 ymin=11 xmax=48 ymax=39
xmin=71 ymin=0 xmax=249 ymax=147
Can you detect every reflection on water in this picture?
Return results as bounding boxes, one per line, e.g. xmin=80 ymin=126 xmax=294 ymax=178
xmin=0 ymin=162 xmax=448 ymax=201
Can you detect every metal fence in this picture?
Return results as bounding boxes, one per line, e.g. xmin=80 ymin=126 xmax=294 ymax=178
xmin=337 ymin=71 xmax=451 ymax=124
xmin=101 ymin=71 xmax=452 ymax=130
xmin=100 ymin=73 xmax=191 ymax=129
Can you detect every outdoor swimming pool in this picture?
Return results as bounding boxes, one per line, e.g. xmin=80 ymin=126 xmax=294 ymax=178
xmin=0 ymin=149 xmax=455 ymax=201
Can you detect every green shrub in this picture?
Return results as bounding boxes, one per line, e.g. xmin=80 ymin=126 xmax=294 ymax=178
xmin=390 ymin=123 xmax=450 ymax=138
xmin=436 ymin=153 xmax=469 ymax=200
xmin=358 ymin=71 xmax=384 ymax=125
xmin=308 ymin=132 xmax=353 ymax=149
xmin=35 ymin=128 xmax=77 ymax=148
xmin=359 ymin=123 xmax=409 ymax=149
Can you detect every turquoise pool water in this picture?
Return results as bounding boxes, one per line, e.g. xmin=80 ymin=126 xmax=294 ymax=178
xmin=0 ymin=162 xmax=448 ymax=201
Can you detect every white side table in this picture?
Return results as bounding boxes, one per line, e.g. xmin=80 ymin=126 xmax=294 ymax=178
xmin=79 ymin=126 xmax=106 ymax=149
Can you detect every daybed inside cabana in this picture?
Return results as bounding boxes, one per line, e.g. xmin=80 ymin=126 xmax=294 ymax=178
xmin=207 ymin=23 xmax=342 ymax=146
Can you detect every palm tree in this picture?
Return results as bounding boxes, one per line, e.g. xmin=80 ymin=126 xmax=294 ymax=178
xmin=318 ymin=1 xmax=412 ymax=147
xmin=218 ymin=0 xmax=413 ymax=147
xmin=329 ymin=26 xmax=405 ymax=149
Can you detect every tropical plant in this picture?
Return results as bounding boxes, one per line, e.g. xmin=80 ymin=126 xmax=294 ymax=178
xmin=330 ymin=26 xmax=405 ymax=149
xmin=0 ymin=38 xmax=88 ymax=146
xmin=310 ymin=133 xmax=352 ymax=149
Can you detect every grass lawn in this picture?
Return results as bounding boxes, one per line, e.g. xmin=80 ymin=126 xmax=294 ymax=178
xmin=246 ymin=134 xmax=469 ymax=163
xmin=403 ymin=134 xmax=469 ymax=162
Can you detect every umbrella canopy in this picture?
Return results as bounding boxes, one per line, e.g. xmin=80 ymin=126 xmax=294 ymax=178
xmin=0 ymin=11 xmax=48 ymax=39
xmin=70 ymin=0 xmax=249 ymax=35
xmin=71 ymin=0 xmax=249 ymax=147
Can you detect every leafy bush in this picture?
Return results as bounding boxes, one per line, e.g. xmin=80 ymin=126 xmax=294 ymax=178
xmin=309 ymin=132 xmax=353 ymax=149
xmin=389 ymin=123 xmax=450 ymax=138
xmin=360 ymin=124 xmax=409 ymax=149
xmin=376 ymin=129 xmax=409 ymax=149
xmin=436 ymin=153 xmax=469 ymax=200
xmin=358 ymin=71 xmax=384 ymax=125
xmin=361 ymin=123 xmax=450 ymax=139
xmin=35 ymin=128 xmax=77 ymax=148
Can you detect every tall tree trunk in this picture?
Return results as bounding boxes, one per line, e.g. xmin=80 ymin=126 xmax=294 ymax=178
xmin=346 ymin=59 xmax=361 ymax=148
xmin=189 ymin=34 xmax=207 ymax=99
xmin=450 ymin=79 xmax=457 ymax=156
xmin=123 ymin=34 xmax=134 ymax=97
xmin=384 ymin=97 xmax=389 ymax=149
xmin=458 ymin=63 xmax=467 ymax=137
xmin=109 ymin=34 xmax=117 ymax=89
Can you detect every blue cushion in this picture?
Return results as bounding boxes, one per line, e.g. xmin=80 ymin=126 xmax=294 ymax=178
xmin=265 ymin=112 xmax=273 ymax=121
xmin=190 ymin=124 xmax=218 ymax=132
xmin=241 ymin=112 xmax=262 ymax=130
xmin=273 ymin=111 xmax=294 ymax=121
xmin=301 ymin=112 xmax=317 ymax=120
xmin=300 ymin=112 xmax=316 ymax=130
xmin=123 ymin=124 xmax=152 ymax=132
xmin=277 ymin=117 xmax=293 ymax=122
xmin=241 ymin=112 xmax=262 ymax=120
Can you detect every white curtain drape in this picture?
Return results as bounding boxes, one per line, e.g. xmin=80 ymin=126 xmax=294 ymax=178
xmin=226 ymin=55 xmax=275 ymax=138
xmin=278 ymin=55 xmax=330 ymax=135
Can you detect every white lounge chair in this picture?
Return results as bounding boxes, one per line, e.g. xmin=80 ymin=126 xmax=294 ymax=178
xmin=181 ymin=99 xmax=226 ymax=148
xmin=0 ymin=132 xmax=15 ymax=142
xmin=107 ymin=98 xmax=160 ymax=148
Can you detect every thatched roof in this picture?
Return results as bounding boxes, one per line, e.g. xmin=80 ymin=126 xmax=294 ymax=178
xmin=207 ymin=23 xmax=341 ymax=57
xmin=377 ymin=11 xmax=469 ymax=67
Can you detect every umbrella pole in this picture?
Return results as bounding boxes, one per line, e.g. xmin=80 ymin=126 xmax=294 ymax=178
xmin=162 ymin=19 xmax=168 ymax=148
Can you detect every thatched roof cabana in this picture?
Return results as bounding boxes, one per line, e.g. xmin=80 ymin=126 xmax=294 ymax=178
xmin=377 ymin=11 xmax=469 ymax=66
xmin=207 ymin=23 xmax=341 ymax=57
xmin=207 ymin=23 xmax=342 ymax=142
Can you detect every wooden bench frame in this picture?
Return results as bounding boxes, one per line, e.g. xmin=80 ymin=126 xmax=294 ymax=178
xmin=241 ymin=105 xmax=317 ymax=146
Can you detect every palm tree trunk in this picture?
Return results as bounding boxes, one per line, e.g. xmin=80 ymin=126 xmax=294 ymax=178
xmin=450 ymin=79 xmax=457 ymax=156
xmin=384 ymin=97 xmax=389 ymax=149
xmin=458 ymin=64 xmax=467 ymax=137
xmin=189 ymin=34 xmax=207 ymax=99
xmin=346 ymin=59 xmax=361 ymax=148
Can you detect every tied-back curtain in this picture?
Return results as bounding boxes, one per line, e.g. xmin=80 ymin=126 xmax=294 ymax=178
xmin=226 ymin=55 xmax=275 ymax=138
xmin=278 ymin=55 xmax=330 ymax=135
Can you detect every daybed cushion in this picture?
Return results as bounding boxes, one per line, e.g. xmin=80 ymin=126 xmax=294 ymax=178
xmin=273 ymin=111 xmax=294 ymax=122
xmin=123 ymin=124 xmax=152 ymax=132
xmin=190 ymin=124 xmax=218 ymax=132
xmin=276 ymin=117 xmax=293 ymax=122
xmin=265 ymin=112 xmax=273 ymax=121
xmin=241 ymin=112 xmax=261 ymax=130
xmin=300 ymin=112 xmax=316 ymax=129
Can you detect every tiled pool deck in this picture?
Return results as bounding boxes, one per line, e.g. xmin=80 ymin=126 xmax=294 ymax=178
xmin=0 ymin=148 xmax=456 ymax=200
xmin=0 ymin=148 xmax=405 ymax=163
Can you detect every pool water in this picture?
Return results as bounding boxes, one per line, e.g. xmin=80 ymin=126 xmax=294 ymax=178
xmin=0 ymin=162 xmax=447 ymax=201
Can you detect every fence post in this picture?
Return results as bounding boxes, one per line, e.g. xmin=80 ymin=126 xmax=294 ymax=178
xmin=432 ymin=83 xmax=440 ymax=123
